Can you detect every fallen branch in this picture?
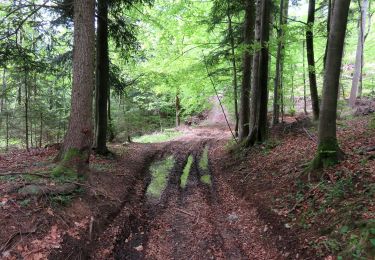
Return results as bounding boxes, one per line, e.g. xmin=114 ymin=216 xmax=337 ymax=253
xmin=302 ymin=127 xmax=317 ymax=143
xmin=0 ymin=223 xmax=40 ymax=253
xmin=0 ymin=172 xmax=52 ymax=178
xmin=175 ymin=208 xmax=195 ymax=218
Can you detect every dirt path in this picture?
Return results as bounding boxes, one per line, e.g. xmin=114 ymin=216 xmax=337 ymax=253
xmin=83 ymin=127 xmax=292 ymax=260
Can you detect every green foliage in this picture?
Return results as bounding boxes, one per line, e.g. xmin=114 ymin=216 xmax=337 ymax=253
xmin=133 ymin=129 xmax=181 ymax=143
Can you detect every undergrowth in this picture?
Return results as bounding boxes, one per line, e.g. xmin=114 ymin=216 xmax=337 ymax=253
xmin=291 ymin=171 xmax=375 ymax=258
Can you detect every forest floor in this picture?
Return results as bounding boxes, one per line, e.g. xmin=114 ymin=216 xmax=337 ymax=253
xmin=0 ymin=113 xmax=374 ymax=259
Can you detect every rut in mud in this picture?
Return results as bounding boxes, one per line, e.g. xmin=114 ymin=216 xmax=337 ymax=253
xmin=84 ymin=135 xmax=288 ymax=260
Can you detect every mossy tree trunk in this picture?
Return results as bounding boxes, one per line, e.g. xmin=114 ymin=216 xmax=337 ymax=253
xmin=57 ymin=0 xmax=95 ymax=176
xmin=239 ymin=0 xmax=255 ymax=141
xmin=311 ymin=0 xmax=350 ymax=170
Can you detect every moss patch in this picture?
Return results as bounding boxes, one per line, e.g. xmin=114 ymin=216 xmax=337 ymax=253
xmin=52 ymin=148 xmax=83 ymax=180
xmin=199 ymin=146 xmax=209 ymax=171
xmin=308 ymin=138 xmax=342 ymax=171
xmin=180 ymin=155 xmax=193 ymax=189
xmin=200 ymin=174 xmax=212 ymax=186
xmin=147 ymin=156 xmax=175 ymax=199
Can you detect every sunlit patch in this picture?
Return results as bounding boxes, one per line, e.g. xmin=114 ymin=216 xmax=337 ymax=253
xmin=180 ymin=155 xmax=193 ymax=189
xmin=147 ymin=156 xmax=175 ymax=199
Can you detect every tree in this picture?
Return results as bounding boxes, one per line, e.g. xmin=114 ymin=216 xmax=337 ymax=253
xmin=239 ymin=0 xmax=255 ymax=141
xmin=306 ymin=0 xmax=320 ymax=121
xmin=349 ymin=0 xmax=369 ymax=107
xmin=246 ymin=0 xmax=270 ymax=146
xmin=310 ymin=0 xmax=351 ymax=170
xmin=56 ymin=0 xmax=95 ymax=176
xmin=272 ymin=0 xmax=289 ymax=125
xmin=95 ymin=0 xmax=110 ymax=155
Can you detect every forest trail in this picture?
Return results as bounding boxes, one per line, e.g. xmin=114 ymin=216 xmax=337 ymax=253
xmin=86 ymin=124 xmax=292 ymax=260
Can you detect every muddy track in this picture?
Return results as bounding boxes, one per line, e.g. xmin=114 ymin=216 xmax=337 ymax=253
xmin=53 ymin=133 xmax=291 ymax=259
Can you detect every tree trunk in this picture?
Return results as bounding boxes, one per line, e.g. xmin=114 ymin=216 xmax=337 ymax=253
xmin=107 ymin=90 xmax=115 ymax=142
xmin=56 ymin=0 xmax=95 ymax=176
xmin=39 ymin=112 xmax=43 ymax=148
xmin=310 ymin=0 xmax=351 ymax=170
xmin=227 ymin=6 xmax=239 ymax=137
xmin=95 ymin=0 xmax=110 ymax=155
xmin=272 ymin=0 xmax=289 ymax=125
xmin=247 ymin=0 xmax=270 ymax=146
xmin=239 ymin=0 xmax=255 ymax=141
xmin=306 ymin=0 xmax=320 ymax=121
xmin=24 ymin=67 xmax=29 ymax=151
xmin=175 ymin=93 xmax=181 ymax=127
xmin=349 ymin=0 xmax=368 ymax=106
xmin=303 ymin=40 xmax=308 ymax=115
xmin=1 ymin=68 xmax=5 ymax=113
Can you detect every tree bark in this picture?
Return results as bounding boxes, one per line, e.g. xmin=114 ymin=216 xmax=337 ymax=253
xmin=247 ymin=0 xmax=270 ymax=146
xmin=306 ymin=0 xmax=320 ymax=121
xmin=227 ymin=5 xmax=239 ymax=137
xmin=311 ymin=0 xmax=351 ymax=170
xmin=239 ymin=0 xmax=255 ymax=141
xmin=95 ymin=0 xmax=110 ymax=155
xmin=272 ymin=0 xmax=289 ymax=125
xmin=175 ymin=93 xmax=181 ymax=127
xmin=57 ymin=0 xmax=95 ymax=175
xmin=107 ymin=90 xmax=115 ymax=142
xmin=349 ymin=0 xmax=368 ymax=106
xmin=303 ymin=40 xmax=308 ymax=115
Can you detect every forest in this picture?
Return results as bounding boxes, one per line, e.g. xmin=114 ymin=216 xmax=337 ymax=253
xmin=0 ymin=0 xmax=374 ymax=259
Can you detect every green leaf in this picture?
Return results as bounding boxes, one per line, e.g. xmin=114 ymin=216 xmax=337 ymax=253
xmin=340 ymin=225 xmax=349 ymax=234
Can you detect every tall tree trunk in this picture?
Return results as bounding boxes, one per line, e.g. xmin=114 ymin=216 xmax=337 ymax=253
xmin=247 ymin=0 xmax=270 ymax=146
xmin=349 ymin=0 xmax=368 ymax=106
xmin=239 ymin=0 xmax=255 ymax=141
xmin=311 ymin=0 xmax=351 ymax=170
xmin=39 ymin=112 xmax=43 ymax=148
xmin=303 ymin=40 xmax=308 ymax=115
xmin=24 ymin=67 xmax=29 ymax=151
xmin=107 ymin=91 xmax=115 ymax=142
xmin=95 ymin=0 xmax=110 ymax=154
xmin=323 ymin=0 xmax=335 ymax=69
xmin=56 ymin=0 xmax=95 ymax=175
xmin=175 ymin=93 xmax=181 ymax=127
xmin=306 ymin=0 xmax=320 ymax=121
xmin=272 ymin=0 xmax=289 ymax=125
xmin=227 ymin=6 xmax=239 ymax=137
xmin=1 ymin=68 xmax=5 ymax=113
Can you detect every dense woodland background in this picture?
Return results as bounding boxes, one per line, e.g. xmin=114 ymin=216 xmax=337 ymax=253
xmin=0 ymin=0 xmax=373 ymax=151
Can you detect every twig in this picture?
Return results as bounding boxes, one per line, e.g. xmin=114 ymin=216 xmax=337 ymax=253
xmin=302 ymin=127 xmax=317 ymax=143
xmin=202 ymin=54 xmax=238 ymax=144
xmin=175 ymin=208 xmax=195 ymax=218
xmin=0 ymin=172 xmax=52 ymax=178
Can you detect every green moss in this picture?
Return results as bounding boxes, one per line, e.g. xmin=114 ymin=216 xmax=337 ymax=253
xmin=61 ymin=148 xmax=82 ymax=163
xmin=200 ymin=174 xmax=212 ymax=186
xmin=369 ymin=116 xmax=375 ymax=129
xmin=309 ymin=138 xmax=342 ymax=170
xmin=147 ymin=156 xmax=175 ymax=199
xmin=180 ymin=155 xmax=193 ymax=189
xmin=199 ymin=146 xmax=209 ymax=171
xmin=52 ymin=165 xmax=77 ymax=180
xmin=51 ymin=148 xmax=83 ymax=180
